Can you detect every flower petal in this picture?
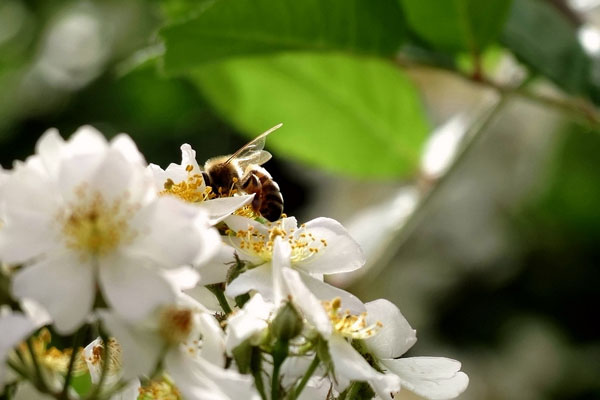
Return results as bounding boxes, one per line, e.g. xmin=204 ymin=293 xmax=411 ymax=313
xmin=364 ymin=299 xmax=417 ymax=359
xmin=12 ymin=253 xmax=94 ymax=334
xmin=295 ymin=217 xmax=365 ymax=274
xmin=129 ymin=196 xmax=219 ymax=268
xmin=299 ymin=273 xmax=366 ymax=314
xmin=383 ymin=357 xmax=469 ymax=400
xmin=100 ymin=311 xmax=163 ymax=380
xmin=225 ymin=263 xmax=273 ymax=299
xmin=0 ymin=312 xmax=37 ymax=388
xmin=328 ymin=335 xmax=400 ymax=395
xmin=99 ymin=253 xmax=176 ymax=321
xmin=199 ymin=195 xmax=254 ymax=225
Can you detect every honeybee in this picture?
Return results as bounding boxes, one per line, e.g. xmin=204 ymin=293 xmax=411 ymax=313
xmin=202 ymin=123 xmax=284 ymax=222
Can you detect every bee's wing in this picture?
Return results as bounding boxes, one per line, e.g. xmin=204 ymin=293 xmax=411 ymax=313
xmin=224 ymin=123 xmax=282 ymax=166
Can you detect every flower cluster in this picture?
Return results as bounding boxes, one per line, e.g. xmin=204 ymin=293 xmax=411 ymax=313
xmin=0 ymin=126 xmax=468 ymax=400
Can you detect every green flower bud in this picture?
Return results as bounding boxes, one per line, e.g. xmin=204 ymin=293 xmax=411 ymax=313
xmin=271 ymin=302 xmax=303 ymax=341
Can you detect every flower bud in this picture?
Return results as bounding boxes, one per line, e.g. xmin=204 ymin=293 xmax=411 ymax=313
xmin=271 ymin=302 xmax=303 ymax=341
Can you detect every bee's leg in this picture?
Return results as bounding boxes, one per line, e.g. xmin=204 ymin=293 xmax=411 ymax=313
xmin=241 ymin=173 xmax=262 ymax=212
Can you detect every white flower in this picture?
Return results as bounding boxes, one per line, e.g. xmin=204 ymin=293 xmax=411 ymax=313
xmin=101 ymin=294 xmax=260 ymax=400
xmin=0 ymin=301 xmax=51 ymax=391
xmin=364 ymin=299 xmax=469 ymax=400
xmin=82 ymin=337 xmax=140 ymax=400
xmin=0 ymin=126 xmax=220 ymax=333
xmin=148 ymin=143 xmax=254 ymax=225
xmin=224 ymin=215 xmax=366 ymax=311
xmin=271 ymin=237 xmax=401 ymax=398
xmin=225 ymin=293 xmax=273 ymax=354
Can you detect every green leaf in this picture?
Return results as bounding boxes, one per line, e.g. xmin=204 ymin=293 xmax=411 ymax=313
xmin=161 ymin=0 xmax=405 ymax=73
xmin=191 ymin=52 xmax=429 ymax=178
xmin=400 ymin=0 xmax=512 ymax=53
xmin=500 ymin=0 xmax=591 ymax=96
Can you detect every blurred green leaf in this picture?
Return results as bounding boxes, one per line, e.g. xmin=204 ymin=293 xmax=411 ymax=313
xmin=501 ymin=0 xmax=591 ymax=95
xmin=399 ymin=0 xmax=512 ymax=53
xmin=161 ymin=0 xmax=405 ymax=73
xmin=192 ymin=52 xmax=429 ymax=178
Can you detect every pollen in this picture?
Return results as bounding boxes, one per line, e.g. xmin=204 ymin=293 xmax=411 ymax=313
xmin=60 ymin=187 xmax=137 ymax=258
xmin=79 ymin=337 xmax=123 ymax=376
xmin=233 ymin=219 xmax=327 ymax=262
xmin=17 ymin=328 xmax=72 ymax=374
xmin=138 ymin=375 xmax=182 ymax=400
xmin=159 ymin=306 xmax=194 ymax=345
xmin=322 ymin=297 xmax=382 ymax=340
xmin=160 ymin=173 xmax=214 ymax=203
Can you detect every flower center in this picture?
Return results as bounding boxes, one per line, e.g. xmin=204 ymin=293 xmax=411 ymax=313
xmin=234 ymin=220 xmax=327 ymax=262
xmin=322 ymin=297 xmax=381 ymax=340
xmin=139 ymin=375 xmax=182 ymax=400
xmin=60 ymin=187 xmax=137 ymax=257
xmin=160 ymin=165 xmax=214 ymax=203
xmin=159 ymin=306 xmax=194 ymax=345
xmin=81 ymin=337 xmax=123 ymax=376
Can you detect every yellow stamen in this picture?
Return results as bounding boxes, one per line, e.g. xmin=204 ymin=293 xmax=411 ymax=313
xmin=322 ymin=298 xmax=382 ymax=339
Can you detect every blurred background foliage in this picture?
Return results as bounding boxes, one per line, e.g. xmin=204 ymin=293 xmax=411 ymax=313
xmin=1 ymin=0 xmax=600 ymax=398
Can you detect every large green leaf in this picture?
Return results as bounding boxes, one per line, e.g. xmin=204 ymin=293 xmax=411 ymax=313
xmin=191 ymin=53 xmax=429 ymax=178
xmin=161 ymin=0 xmax=405 ymax=73
xmin=501 ymin=0 xmax=591 ymax=96
xmin=400 ymin=0 xmax=512 ymax=53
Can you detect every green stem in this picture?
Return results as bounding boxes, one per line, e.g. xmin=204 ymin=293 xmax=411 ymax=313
xmin=26 ymin=337 xmax=48 ymax=392
xmin=271 ymin=340 xmax=288 ymax=400
xmin=290 ymin=354 xmax=320 ymax=400
xmin=250 ymin=348 xmax=267 ymax=400
xmin=344 ymin=382 xmax=361 ymax=400
xmin=61 ymin=326 xmax=86 ymax=399
xmin=207 ymin=284 xmax=233 ymax=314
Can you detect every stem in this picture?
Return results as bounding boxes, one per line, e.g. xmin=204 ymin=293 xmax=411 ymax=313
xmin=207 ymin=284 xmax=233 ymax=314
xmin=26 ymin=337 xmax=48 ymax=392
xmin=270 ymin=360 xmax=282 ymax=400
xmin=61 ymin=326 xmax=86 ymax=399
xmin=394 ymin=55 xmax=600 ymax=128
xmin=271 ymin=340 xmax=288 ymax=400
xmin=359 ymin=93 xmax=510 ymax=285
xmin=250 ymin=348 xmax=267 ymax=400
xmin=290 ymin=354 xmax=320 ymax=400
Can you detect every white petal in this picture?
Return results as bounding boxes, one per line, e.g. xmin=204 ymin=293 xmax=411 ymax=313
xmin=19 ymin=299 xmax=52 ymax=327
xmin=225 ymin=294 xmax=272 ymax=353
xmin=12 ymin=254 xmax=94 ymax=334
xmin=194 ymin=313 xmax=226 ymax=367
xmin=110 ymin=134 xmax=146 ymax=166
xmin=383 ymin=357 xmax=469 ymax=400
xmin=99 ymin=253 xmax=176 ymax=321
xmin=163 ymin=266 xmax=200 ymax=290
xmin=34 ymin=128 xmax=65 ymax=178
xmin=13 ymin=381 xmax=56 ymax=400
xmin=166 ymin=351 xmax=260 ymax=400
xmin=199 ymin=195 xmax=254 ymax=225
xmin=280 ymin=267 xmax=331 ymax=338
xmin=185 ymin=285 xmax=229 ymax=313
xmin=100 ymin=311 xmax=163 ymax=380
xmin=197 ymin=244 xmax=235 ymax=286
xmin=67 ymin=126 xmax=109 ymax=154
xmin=0 ymin=312 xmax=37 ymax=386
xmin=295 ymin=217 xmax=365 ymax=274
xmin=299 ymin=273 xmax=366 ymax=314
xmin=223 ymin=215 xmax=268 ymax=235
xmin=364 ymin=299 xmax=417 ymax=359
xmin=225 ymin=263 xmax=273 ymax=299
xmin=129 ymin=197 xmax=218 ymax=268
xmin=328 ymin=335 xmax=400 ymax=395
